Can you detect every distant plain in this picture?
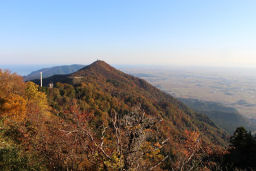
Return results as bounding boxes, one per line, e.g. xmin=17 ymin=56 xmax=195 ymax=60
xmin=122 ymin=66 xmax=256 ymax=120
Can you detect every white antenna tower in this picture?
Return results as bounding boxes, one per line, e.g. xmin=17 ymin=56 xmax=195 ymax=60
xmin=40 ymin=72 xmax=43 ymax=87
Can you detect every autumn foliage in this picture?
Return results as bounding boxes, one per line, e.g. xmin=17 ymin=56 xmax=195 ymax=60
xmin=0 ymin=70 xmax=26 ymax=122
xmin=0 ymin=63 xmax=235 ymax=170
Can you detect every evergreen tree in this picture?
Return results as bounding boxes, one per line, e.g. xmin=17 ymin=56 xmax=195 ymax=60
xmin=227 ymin=127 xmax=256 ymax=169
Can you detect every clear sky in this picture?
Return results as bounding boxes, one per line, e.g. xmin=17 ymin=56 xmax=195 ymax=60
xmin=1 ymin=0 xmax=256 ymax=67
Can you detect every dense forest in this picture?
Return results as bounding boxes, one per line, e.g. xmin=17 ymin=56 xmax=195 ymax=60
xmin=1 ymin=61 xmax=256 ymax=170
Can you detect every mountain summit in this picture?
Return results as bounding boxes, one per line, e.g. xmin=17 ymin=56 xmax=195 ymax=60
xmin=79 ymin=60 xmax=115 ymax=72
xmin=71 ymin=60 xmax=124 ymax=79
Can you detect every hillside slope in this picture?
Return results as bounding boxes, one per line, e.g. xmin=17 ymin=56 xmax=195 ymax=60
xmin=36 ymin=60 xmax=227 ymax=143
xmin=32 ymin=60 xmax=227 ymax=170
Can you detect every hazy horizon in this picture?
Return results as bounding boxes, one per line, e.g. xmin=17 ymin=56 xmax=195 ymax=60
xmin=2 ymin=62 xmax=256 ymax=76
xmin=1 ymin=1 xmax=256 ymax=67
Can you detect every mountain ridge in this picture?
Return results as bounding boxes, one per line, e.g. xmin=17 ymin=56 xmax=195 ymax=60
xmin=24 ymin=64 xmax=85 ymax=81
xmin=33 ymin=60 xmax=227 ymax=144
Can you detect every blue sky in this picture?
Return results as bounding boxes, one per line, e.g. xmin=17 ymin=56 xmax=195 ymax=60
xmin=1 ymin=0 xmax=256 ymax=67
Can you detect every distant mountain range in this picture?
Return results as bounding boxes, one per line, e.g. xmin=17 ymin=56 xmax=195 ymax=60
xmin=24 ymin=64 xmax=85 ymax=81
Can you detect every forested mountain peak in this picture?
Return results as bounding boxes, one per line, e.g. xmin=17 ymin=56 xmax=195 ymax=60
xmin=27 ymin=61 xmax=229 ymax=169
xmin=38 ymin=61 xmax=227 ymax=142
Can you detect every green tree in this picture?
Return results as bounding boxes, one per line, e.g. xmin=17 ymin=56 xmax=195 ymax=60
xmin=227 ymin=127 xmax=256 ymax=169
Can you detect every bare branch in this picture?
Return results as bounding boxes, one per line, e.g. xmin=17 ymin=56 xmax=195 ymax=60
xmin=59 ymin=129 xmax=78 ymax=135
xmin=149 ymin=155 xmax=168 ymax=171
xmin=81 ymin=127 xmax=112 ymax=160
xmin=112 ymin=110 xmax=122 ymax=156
xmin=161 ymin=138 xmax=169 ymax=145
xmin=100 ymin=126 xmax=108 ymax=149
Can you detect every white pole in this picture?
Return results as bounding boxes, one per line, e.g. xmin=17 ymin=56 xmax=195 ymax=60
xmin=40 ymin=72 xmax=43 ymax=87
